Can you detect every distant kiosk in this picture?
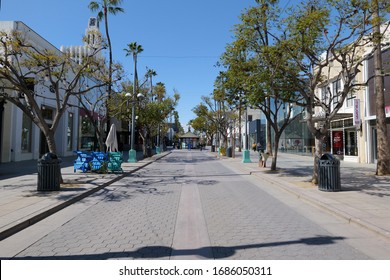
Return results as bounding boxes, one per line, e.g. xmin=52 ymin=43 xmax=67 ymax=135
xmin=179 ymin=131 xmax=199 ymax=149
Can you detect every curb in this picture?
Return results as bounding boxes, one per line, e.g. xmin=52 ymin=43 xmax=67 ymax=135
xmin=0 ymin=152 xmax=171 ymax=242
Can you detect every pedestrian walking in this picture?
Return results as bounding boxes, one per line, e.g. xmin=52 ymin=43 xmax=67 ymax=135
xmin=260 ymin=151 xmax=270 ymax=167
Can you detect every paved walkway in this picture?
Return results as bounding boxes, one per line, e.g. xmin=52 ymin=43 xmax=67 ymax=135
xmin=0 ymin=148 xmax=389 ymax=244
xmin=218 ymin=150 xmax=390 ymax=241
xmin=0 ymin=152 xmax=169 ymax=241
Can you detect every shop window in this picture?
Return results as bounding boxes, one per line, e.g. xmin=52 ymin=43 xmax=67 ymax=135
xmin=67 ymin=112 xmax=74 ymax=151
xmin=21 ymin=113 xmax=32 ymax=153
xmin=332 ymin=131 xmax=344 ymax=155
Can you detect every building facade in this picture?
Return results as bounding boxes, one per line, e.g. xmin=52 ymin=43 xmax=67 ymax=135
xmin=313 ymin=25 xmax=390 ymax=163
xmin=0 ymin=21 xmax=80 ymax=162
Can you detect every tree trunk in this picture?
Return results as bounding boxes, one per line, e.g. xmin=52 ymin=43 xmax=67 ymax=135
xmin=104 ymin=9 xmax=112 ymax=134
xmin=270 ymin=134 xmax=281 ymax=171
xmin=46 ymin=130 xmax=57 ymax=155
xmin=312 ymin=133 xmax=325 ymax=185
xmin=45 ymin=129 xmax=64 ymax=183
xmin=373 ymin=4 xmax=390 ymax=175
xmin=266 ymin=98 xmax=272 ymax=155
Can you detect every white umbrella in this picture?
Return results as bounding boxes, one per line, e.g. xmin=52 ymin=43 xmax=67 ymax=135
xmin=105 ymin=124 xmax=118 ymax=152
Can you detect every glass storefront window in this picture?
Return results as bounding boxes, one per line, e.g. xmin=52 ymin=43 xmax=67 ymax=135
xmin=332 ymin=131 xmax=344 ymax=155
xmin=67 ymin=113 xmax=73 ymax=151
xmin=21 ymin=113 xmax=32 ymax=153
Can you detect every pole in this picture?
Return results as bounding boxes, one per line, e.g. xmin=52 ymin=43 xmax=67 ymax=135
xmin=128 ymin=53 xmax=138 ymax=163
xmin=242 ymin=103 xmax=251 ymax=163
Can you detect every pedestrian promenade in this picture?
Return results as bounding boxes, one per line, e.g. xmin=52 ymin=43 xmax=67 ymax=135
xmin=0 ymin=152 xmax=170 ymax=241
xmin=217 ymin=150 xmax=390 ymax=241
xmin=0 ymin=148 xmax=389 ymax=244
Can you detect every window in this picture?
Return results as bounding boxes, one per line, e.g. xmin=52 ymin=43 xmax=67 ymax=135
xmin=41 ymin=107 xmax=53 ymax=121
xmin=332 ymin=79 xmax=341 ymax=105
xmin=67 ymin=113 xmax=74 ymax=151
xmin=346 ymin=91 xmax=356 ymax=107
xmin=21 ymin=113 xmax=32 ymax=153
xmin=321 ymin=87 xmax=329 ymax=104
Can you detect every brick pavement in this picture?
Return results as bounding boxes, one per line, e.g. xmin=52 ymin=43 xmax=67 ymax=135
xmin=0 ymin=148 xmax=390 ymax=259
xmin=217 ymin=150 xmax=390 ymax=241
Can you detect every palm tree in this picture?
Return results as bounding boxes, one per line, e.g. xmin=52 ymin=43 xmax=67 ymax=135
xmin=88 ymin=0 xmax=124 ymax=131
xmin=124 ymin=42 xmax=144 ymax=161
xmin=124 ymin=43 xmax=144 ymax=88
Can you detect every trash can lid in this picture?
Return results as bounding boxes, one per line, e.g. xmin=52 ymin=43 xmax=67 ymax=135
xmin=41 ymin=152 xmax=58 ymax=160
xmin=320 ymin=153 xmax=335 ymax=160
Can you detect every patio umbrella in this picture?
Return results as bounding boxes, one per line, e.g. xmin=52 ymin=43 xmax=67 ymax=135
xmin=105 ymin=124 xmax=118 ymax=152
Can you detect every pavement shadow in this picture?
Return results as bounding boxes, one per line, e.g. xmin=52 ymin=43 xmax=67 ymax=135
xmin=159 ymin=152 xmax=219 ymax=165
xmin=10 ymin=235 xmax=345 ymax=260
xmin=261 ymin=164 xmax=390 ymax=196
xmin=0 ymin=157 xmax=75 ymax=180
xmin=272 ymin=167 xmax=313 ymax=178
xmin=340 ymin=171 xmax=390 ymax=197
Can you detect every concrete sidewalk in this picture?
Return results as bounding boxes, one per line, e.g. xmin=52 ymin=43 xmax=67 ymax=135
xmin=0 ymin=152 xmax=170 ymax=241
xmin=216 ymin=150 xmax=390 ymax=241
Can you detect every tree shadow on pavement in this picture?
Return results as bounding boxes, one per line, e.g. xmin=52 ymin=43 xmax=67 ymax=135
xmin=262 ymin=165 xmax=390 ymax=197
xmin=340 ymin=170 xmax=390 ymax=197
xmin=272 ymin=167 xmax=313 ymax=178
xmin=10 ymin=235 xmax=346 ymax=260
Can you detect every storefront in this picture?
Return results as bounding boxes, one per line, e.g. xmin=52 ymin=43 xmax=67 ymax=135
xmin=330 ymin=117 xmax=359 ymax=162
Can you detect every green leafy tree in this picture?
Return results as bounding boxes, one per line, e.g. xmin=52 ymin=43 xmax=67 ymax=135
xmin=281 ymin=0 xmax=390 ymax=182
xmin=0 ymin=30 xmax=109 ymax=176
xmin=219 ymin=1 xmax=302 ymax=170
xmin=137 ymin=82 xmax=180 ymax=157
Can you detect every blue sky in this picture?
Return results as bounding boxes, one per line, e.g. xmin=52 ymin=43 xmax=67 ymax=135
xmin=1 ymin=0 xmax=290 ymax=129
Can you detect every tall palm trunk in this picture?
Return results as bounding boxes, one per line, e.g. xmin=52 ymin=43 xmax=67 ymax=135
xmin=104 ymin=7 xmax=113 ymax=135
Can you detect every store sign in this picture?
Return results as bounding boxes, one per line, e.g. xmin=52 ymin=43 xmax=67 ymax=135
xmin=353 ymin=99 xmax=361 ymax=127
xmin=333 ymin=131 xmax=343 ymax=149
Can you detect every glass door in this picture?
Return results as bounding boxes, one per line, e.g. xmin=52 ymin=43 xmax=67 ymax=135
xmin=345 ymin=129 xmax=358 ymax=156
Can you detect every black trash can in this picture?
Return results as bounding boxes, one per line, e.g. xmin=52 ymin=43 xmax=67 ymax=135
xmin=211 ymin=145 xmax=215 ymax=152
xmin=37 ymin=153 xmax=61 ymax=191
xmin=318 ymin=153 xmax=341 ymax=192
xmin=226 ymin=147 xmax=232 ymax=157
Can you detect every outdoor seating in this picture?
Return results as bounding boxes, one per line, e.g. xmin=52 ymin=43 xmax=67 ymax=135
xmin=73 ymin=151 xmax=93 ymax=173
xmin=90 ymin=152 xmax=108 ymax=172
xmin=108 ymin=152 xmax=123 ymax=173
xmin=74 ymin=150 xmax=123 ymax=173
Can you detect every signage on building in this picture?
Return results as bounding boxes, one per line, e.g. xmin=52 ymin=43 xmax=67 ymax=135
xmin=353 ymin=99 xmax=361 ymax=127
xmin=386 ymin=106 xmax=390 ymax=115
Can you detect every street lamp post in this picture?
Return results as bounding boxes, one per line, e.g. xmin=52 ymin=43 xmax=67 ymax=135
xmin=124 ymin=42 xmax=144 ymax=163
xmin=242 ymin=103 xmax=252 ymax=163
xmin=126 ymin=92 xmax=144 ymax=163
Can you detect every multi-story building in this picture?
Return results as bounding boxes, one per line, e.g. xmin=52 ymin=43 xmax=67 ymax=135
xmin=364 ymin=47 xmax=390 ymax=164
xmin=61 ymin=17 xmax=107 ymax=152
xmin=0 ymin=21 xmax=80 ymax=163
xmin=313 ymin=24 xmax=390 ymax=163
